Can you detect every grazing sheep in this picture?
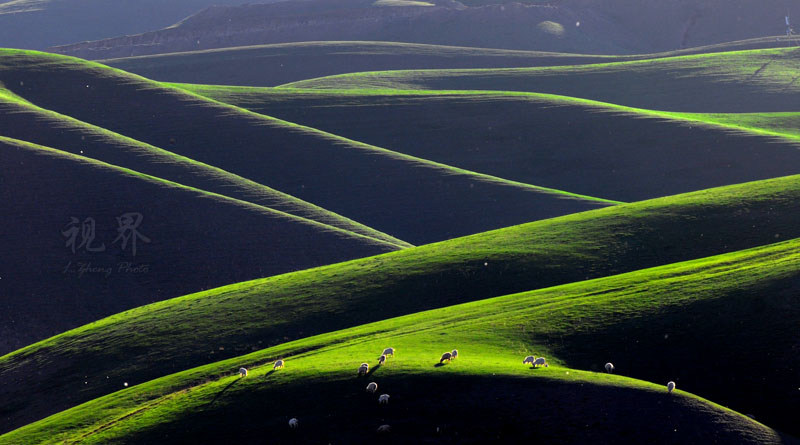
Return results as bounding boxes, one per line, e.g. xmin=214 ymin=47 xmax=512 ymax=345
xmin=239 ymin=367 xmax=248 ymax=377
xmin=440 ymin=352 xmax=452 ymax=363
xmin=382 ymin=347 xmax=395 ymax=357
xmin=377 ymin=354 xmax=387 ymax=365
xmin=523 ymin=355 xmax=535 ymax=365
xmin=366 ymin=382 xmax=378 ymax=393
xmin=358 ymin=363 xmax=369 ymax=376
xmin=288 ymin=418 xmax=299 ymax=429
xmin=379 ymin=394 xmax=390 ymax=404
xmin=273 ymin=360 xmax=284 ymax=370
xmin=377 ymin=424 xmax=391 ymax=433
xmin=667 ymin=381 xmax=676 ymax=393
xmin=605 ymin=363 xmax=614 ymax=373
xmin=451 ymin=349 xmax=458 ymax=360
xmin=532 ymin=357 xmax=547 ymax=368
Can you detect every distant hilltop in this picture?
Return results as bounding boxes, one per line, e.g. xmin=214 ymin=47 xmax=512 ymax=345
xmin=47 ymin=0 xmax=800 ymax=59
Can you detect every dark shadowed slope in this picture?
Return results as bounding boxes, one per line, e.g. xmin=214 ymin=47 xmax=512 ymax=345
xmin=0 ymin=0 xmax=270 ymax=50
xmin=287 ymin=47 xmax=800 ymax=112
xmin=50 ymin=0 xmax=800 ymax=59
xmin=0 ymin=86 xmax=410 ymax=248
xmin=102 ymin=38 xmax=800 ymax=87
xmin=181 ymin=85 xmax=800 ymax=202
xmin=2 ymin=237 xmax=798 ymax=443
xmin=2 ymin=173 xmax=798 ymax=434
xmin=0 ymin=50 xmax=614 ymax=245
xmin=0 ymin=136 xmax=399 ymax=354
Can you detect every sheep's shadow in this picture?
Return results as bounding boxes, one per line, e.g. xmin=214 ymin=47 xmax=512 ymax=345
xmin=263 ymin=369 xmax=277 ymax=379
xmin=366 ymin=364 xmax=381 ymax=377
xmin=434 ymin=362 xmax=448 ymax=367
xmin=206 ymin=378 xmax=241 ymax=407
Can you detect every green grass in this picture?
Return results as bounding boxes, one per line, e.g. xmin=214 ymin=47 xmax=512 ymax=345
xmin=0 ymin=48 xmax=615 ymax=245
xmin=2 ymin=172 xmax=799 ymax=435
xmin=3 ymin=237 xmax=797 ymax=443
xmin=282 ymin=47 xmax=800 ymax=112
xmin=175 ymin=84 xmax=800 ymax=202
xmin=0 ymin=84 xmax=411 ymax=248
xmin=0 ymin=133 xmax=403 ymax=356
xmin=99 ymin=38 xmax=799 ymax=88
xmin=679 ymin=112 xmax=800 ymax=139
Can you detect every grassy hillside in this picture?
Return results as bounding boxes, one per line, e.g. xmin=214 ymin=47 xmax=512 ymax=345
xmin=0 ymin=49 xmax=613 ymax=245
xmin=685 ymin=111 xmax=800 ymax=139
xmin=50 ymin=0 xmax=800 ymax=59
xmin=2 ymin=237 xmax=798 ymax=443
xmin=2 ymin=173 xmax=799 ymax=434
xmin=179 ymin=84 xmax=800 ymax=202
xmin=0 ymin=84 xmax=410 ymax=248
xmin=285 ymin=47 xmax=800 ymax=112
xmin=102 ymin=41 xmax=621 ymax=87
xmin=102 ymin=38 xmax=800 ymax=87
xmin=0 ymin=136 xmax=400 ymax=354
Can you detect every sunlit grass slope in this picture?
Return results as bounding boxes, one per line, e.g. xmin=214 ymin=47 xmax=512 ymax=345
xmin=0 ymin=135 xmax=399 ymax=354
xmin=285 ymin=47 xmax=800 ymax=112
xmin=3 ymin=237 xmax=798 ymax=443
xmin=2 ymin=173 xmax=799 ymax=434
xmin=178 ymin=84 xmax=800 ymax=202
xmin=0 ymin=48 xmax=612 ymax=245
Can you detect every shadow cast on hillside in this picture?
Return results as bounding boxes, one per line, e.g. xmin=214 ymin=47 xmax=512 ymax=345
xmin=206 ymin=378 xmax=241 ymax=408
xmin=366 ymin=364 xmax=381 ymax=377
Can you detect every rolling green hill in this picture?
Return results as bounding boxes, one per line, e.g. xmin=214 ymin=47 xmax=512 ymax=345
xmin=0 ymin=135 xmax=401 ymax=354
xmin=2 ymin=236 xmax=798 ymax=443
xmin=178 ymin=84 xmax=800 ymax=202
xmin=102 ymin=41 xmax=621 ymax=88
xmin=0 ymin=49 xmax=613 ymax=245
xmin=2 ymin=173 xmax=799 ymax=435
xmin=0 ymin=84 xmax=410 ymax=248
xmin=102 ymin=38 xmax=800 ymax=87
xmin=285 ymin=47 xmax=800 ymax=112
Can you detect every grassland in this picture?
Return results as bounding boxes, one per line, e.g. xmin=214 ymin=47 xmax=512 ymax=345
xmin=0 ymin=49 xmax=613 ymax=245
xmin=177 ymin=84 xmax=800 ymax=202
xmin=101 ymin=38 xmax=797 ymax=88
xmin=2 ymin=172 xmax=799 ymax=434
xmin=0 ymin=82 xmax=410 ymax=248
xmin=285 ymin=47 xmax=800 ymax=112
xmin=0 ymin=135 xmax=401 ymax=353
xmin=2 ymin=236 xmax=797 ymax=443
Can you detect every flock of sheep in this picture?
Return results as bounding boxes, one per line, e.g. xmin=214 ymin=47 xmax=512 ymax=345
xmin=235 ymin=349 xmax=677 ymax=434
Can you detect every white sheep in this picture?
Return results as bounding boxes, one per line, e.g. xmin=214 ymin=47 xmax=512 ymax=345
xmin=377 ymin=354 xmax=387 ymax=365
xmin=366 ymin=382 xmax=378 ymax=393
xmin=667 ymin=381 xmax=676 ymax=393
xmin=288 ymin=418 xmax=299 ymax=429
xmin=382 ymin=347 xmax=395 ymax=357
xmin=239 ymin=367 xmax=248 ymax=377
xmin=523 ymin=355 xmax=535 ymax=365
xmin=605 ymin=363 xmax=614 ymax=373
xmin=440 ymin=352 xmax=452 ymax=363
xmin=273 ymin=360 xmax=284 ymax=370
xmin=532 ymin=357 xmax=547 ymax=368
xmin=378 ymin=394 xmax=390 ymax=404
xmin=451 ymin=349 xmax=458 ymax=360
xmin=377 ymin=424 xmax=391 ymax=433
xmin=358 ymin=363 xmax=369 ymax=376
